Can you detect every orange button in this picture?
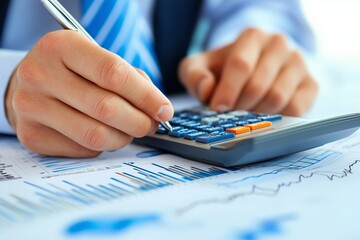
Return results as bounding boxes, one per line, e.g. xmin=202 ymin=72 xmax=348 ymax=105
xmin=226 ymin=126 xmax=251 ymax=135
xmin=245 ymin=121 xmax=272 ymax=130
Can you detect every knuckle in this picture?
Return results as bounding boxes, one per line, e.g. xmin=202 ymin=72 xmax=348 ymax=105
xmin=311 ymin=78 xmax=319 ymax=94
xmin=288 ymin=102 xmax=304 ymax=117
xmin=136 ymin=86 xmax=154 ymax=111
xmin=17 ymin=61 xmax=41 ymax=86
xmin=133 ymin=117 xmax=153 ymax=138
xmin=242 ymin=28 xmax=262 ymax=39
xmin=12 ymin=90 xmax=32 ymax=114
xmin=291 ymin=51 xmax=305 ymax=66
xmin=118 ymin=135 xmax=133 ymax=148
xmin=83 ymin=125 xmax=108 ymax=150
xmin=136 ymin=68 xmax=150 ymax=81
xmin=229 ymin=56 xmax=252 ymax=75
xmin=271 ymin=34 xmax=288 ymax=49
xmin=178 ymin=57 xmax=191 ymax=83
xmin=37 ymin=31 xmax=63 ymax=56
xmin=93 ymin=95 xmax=117 ymax=123
xmin=100 ymin=58 xmax=130 ymax=89
xmin=267 ymin=88 xmax=287 ymax=111
xmin=17 ymin=124 xmax=37 ymax=150
xmin=247 ymin=81 xmax=266 ymax=98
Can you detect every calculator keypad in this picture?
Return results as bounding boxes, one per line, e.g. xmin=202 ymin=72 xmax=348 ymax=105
xmin=157 ymin=109 xmax=282 ymax=144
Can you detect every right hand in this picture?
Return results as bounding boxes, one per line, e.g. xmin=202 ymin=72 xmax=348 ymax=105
xmin=5 ymin=30 xmax=173 ymax=158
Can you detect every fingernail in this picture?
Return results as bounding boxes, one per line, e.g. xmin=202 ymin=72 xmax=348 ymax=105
xmin=157 ymin=105 xmax=173 ymax=121
xmin=215 ymin=104 xmax=230 ymax=112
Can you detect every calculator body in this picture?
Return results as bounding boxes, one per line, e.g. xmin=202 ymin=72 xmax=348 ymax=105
xmin=134 ymin=108 xmax=360 ymax=167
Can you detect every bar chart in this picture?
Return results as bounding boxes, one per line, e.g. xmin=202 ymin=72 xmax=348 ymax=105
xmin=0 ymin=160 xmax=232 ymax=225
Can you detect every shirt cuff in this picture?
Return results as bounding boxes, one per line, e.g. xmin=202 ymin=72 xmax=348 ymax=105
xmin=0 ymin=50 xmax=27 ymax=135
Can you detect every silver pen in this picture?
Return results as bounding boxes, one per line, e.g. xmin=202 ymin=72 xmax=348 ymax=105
xmin=41 ymin=0 xmax=173 ymax=132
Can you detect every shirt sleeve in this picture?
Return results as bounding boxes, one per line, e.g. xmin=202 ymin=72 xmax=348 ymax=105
xmin=0 ymin=50 xmax=27 ymax=135
xmin=199 ymin=0 xmax=315 ymax=54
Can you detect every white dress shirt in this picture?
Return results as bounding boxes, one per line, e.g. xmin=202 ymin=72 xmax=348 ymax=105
xmin=0 ymin=0 xmax=314 ymax=134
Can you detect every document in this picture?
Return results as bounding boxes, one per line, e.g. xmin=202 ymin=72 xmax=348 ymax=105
xmin=1 ymin=129 xmax=360 ymax=240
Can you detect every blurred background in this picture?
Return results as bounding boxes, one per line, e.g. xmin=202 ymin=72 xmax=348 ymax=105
xmin=302 ymin=0 xmax=360 ymax=62
xmin=300 ymin=0 xmax=360 ymax=118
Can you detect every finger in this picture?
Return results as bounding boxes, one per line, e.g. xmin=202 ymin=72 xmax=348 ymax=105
xmin=16 ymin=122 xmax=101 ymax=158
xmin=178 ymin=53 xmax=218 ymax=102
xmin=281 ymin=76 xmax=318 ymax=116
xmin=17 ymin=93 xmax=133 ymax=152
xmin=136 ymin=68 xmax=152 ymax=82
xmin=48 ymin=71 xmax=156 ymax=138
xmin=253 ymin=52 xmax=307 ymax=113
xmin=235 ymin=34 xmax=290 ymax=110
xmin=209 ymin=29 xmax=267 ymax=111
xmin=38 ymin=31 xmax=173 ymax=122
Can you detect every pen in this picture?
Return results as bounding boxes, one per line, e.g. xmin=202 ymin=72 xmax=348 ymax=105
xmin=41 ymin=0 xmax=173 ymax=132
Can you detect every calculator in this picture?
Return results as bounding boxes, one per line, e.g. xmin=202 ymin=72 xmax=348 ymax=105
xmin=134 ymin=107 xmax=360 ymax=167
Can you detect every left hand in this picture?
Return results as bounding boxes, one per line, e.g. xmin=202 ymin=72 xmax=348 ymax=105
xmin=179 ymin=28 xmax=318 ymax=116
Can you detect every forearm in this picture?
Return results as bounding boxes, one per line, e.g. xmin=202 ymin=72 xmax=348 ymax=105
xmin=0 ymin=49 xmax=27 ymax=134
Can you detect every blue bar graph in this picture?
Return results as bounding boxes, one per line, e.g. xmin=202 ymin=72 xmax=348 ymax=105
xmin=0 ymin=162 xmax=232 ymax=225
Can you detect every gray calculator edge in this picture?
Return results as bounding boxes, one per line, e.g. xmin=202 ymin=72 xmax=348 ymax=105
xmin=134 ymin=113 xmax=360 ymax=167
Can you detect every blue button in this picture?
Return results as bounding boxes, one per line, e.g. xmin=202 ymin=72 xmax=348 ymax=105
xmin=212 ymin=120 xmax=232 ymax=126
xmin=195 ymin=125 xmax=212 ymax=131
xmin=169 ymin=129 xmax=197 ymax=138
xmin=247 ymin=119 xmax=261 ymax=124
xmin=260 ymin=114 xmax=283 ymax=121
xmin=183 ymin=131 xmax=207 ymax=140
xmin=234 ymin=121 xmax=247 ymax=126
xmin=203 ymin=127 xmax=224 ymax=133
xmin=195 ymin=132 xmax=235 ymax=143
xmin=220 ymin=123 xmax=237 ymax=129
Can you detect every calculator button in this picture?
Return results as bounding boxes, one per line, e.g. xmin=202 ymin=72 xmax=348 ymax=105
xmin=182 ymin=122 xmax=202 ymax=128
xmin=220 ymin=123 xmax=237 ymax=130
xmin=245 ymin=121 xmax=272 ymax=130
xmin=233 ymin=121 xmax=247 ymax=126
xmin=203 ymin=127 xmax=225 ymax=133
xmin=212 ymin=120 xmax=232 ymax=126
xmin=246 ymin=119 xmax=261 ymax=124
xmin=217 ymin=114 xmax=235 ymax=120
xmin=201 ymin=117 xmax=220 ymax=125
xmin=200 ymin=110 xmax=218 ymax=116
xmin=226 ymin=126 xmax=250 ymax=135
xmin=227 ymin=110 xmax=250 ymax=117
xmin=195 ymin=125 xmax=212 ymax=131
xmin=169 ymin=129 xmax=197 ymax=138
xmin=183 ymin=131 xmax=208 ymax=140
xmin=195 ymin=132 xmax=235 ymax=143
xmin=260 ymin=114 xmax=283 ymax=121
xmin=171 ymin=126 xmax=184 ymax=132
xmin=170 ymin=119 xmax=188 ymax=125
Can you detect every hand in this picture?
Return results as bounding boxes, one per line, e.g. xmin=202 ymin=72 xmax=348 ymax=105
xmin=179 ymin=28 xmax=318 ymax=116
xmin=5 ymin=30 xmax=173 ymax=158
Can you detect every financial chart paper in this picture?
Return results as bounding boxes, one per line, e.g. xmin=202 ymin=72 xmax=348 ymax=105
xmin=1 ymin=130 xmax=360 ymax=240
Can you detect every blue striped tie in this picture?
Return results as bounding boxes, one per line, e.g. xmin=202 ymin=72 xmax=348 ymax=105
xmin=81 ymin=0 xmax=163 ymax=91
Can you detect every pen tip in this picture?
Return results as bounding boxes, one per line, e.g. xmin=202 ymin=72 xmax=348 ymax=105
xmin=162 ymin=122 xmax=173 ymax=132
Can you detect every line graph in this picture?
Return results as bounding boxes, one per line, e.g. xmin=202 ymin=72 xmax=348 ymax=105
xmin=176 ymin=152 xmax=360 ymax=216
